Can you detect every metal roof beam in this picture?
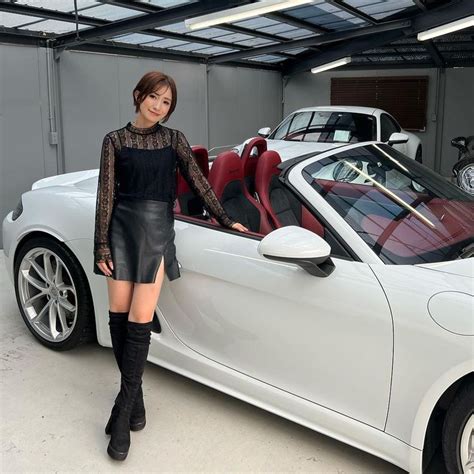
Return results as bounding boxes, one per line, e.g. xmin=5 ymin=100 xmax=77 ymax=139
xmin=98 ymin=0 xmax=294 ymax=46
xmin=413 ymin=1 xmax=474 ymax=32
xmin=351 ymin=51 xmax=429 ymax=58
xmin=0 ymin=27 xmax=49 ymax=46
xmin=215 ymin=22 xmax=293 ymax=43
xmin=0 ymin=2 xmax=100 ymax=25
xmin=0 ymin=2 xmax=268 ymax=51
xmin=54 ymin=0 xmax=250 ymax=48
xmin=265 ymin=11 xmax=331 ymax=34
xmin=283 ymin=0 xmax=474 ymax=75
xmin=68 ymin=41 xmax=281 ymax=71
xmin=325 ymin=0 xmax=378 ymax=25
xmin=0 ymin=1 xmax=287 ymax=68
xmin=348 ymin=58 xmax=474 ymax=68
xmin=98 ymin=0 xmax=163 ymax=14
xmin=283 ymin=29 xmax=409 ymax=74
xmin=209 ymin=18 xmax=410 ymax=63
xmin=391 ymin=40 xmax=474 ymax=48
xmin=425 ymin=40 xmax=445 ymax=67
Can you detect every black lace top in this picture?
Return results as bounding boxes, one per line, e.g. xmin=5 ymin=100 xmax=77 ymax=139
xmin=93 ymin=122 xmax=235 ymax=264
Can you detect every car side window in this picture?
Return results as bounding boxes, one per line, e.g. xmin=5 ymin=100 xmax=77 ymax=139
xmin=286 ymin=112 xmax=313 ymax=141
xmin=380 ymin=114 xmax=401 ymax=142
xmin=285 ymin=112 xmax=313 ymax=141
xmin=271 ymin=115 xmax=293 ymax=140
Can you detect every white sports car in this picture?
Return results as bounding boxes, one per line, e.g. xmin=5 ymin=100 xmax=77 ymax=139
xmin=234 ymin=106 xmax=423 ymax=162
xmin=2 ymin=141 xmax=473 ymax=473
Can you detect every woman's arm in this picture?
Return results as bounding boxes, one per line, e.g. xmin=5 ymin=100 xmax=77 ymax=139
xmin=93 ymin=135 xmax=116 ymax=264
xmin=175 ymin=130 xmax=236 ymax=229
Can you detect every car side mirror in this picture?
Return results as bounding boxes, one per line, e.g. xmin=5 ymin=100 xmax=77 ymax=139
xmin=387 ymin=132 xmax=408 ymax=145
xmin=387 ymin=132 xmax=409 ymax=145
xmin=257 ymin=226 xmax=335 ymax=277
xmin=258 ymin=127 xmax=271 ymax=138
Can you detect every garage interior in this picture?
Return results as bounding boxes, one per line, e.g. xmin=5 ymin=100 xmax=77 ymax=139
xmin=1 ymin=1 xmax=473 ymax=472
xmin=1 ymin=0 xmax=474 ymax=249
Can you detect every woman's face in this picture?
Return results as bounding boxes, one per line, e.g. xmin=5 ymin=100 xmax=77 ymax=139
xmin=136 ymin=85 xmax=172 ymax=126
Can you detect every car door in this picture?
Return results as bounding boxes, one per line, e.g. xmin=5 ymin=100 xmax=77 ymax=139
xmin=158 ymin=212 xmax=393 ymax=430
xmin=379 ymin=113 xmax=408 ymax=155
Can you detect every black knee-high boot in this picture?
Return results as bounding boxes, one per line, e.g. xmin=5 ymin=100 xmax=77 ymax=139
xmin=107 ymin=320 xmax=153 ymax=461
xmin=105 ymin=311 xmax=146 ymax=434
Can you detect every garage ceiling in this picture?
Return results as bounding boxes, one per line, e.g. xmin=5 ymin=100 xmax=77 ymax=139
xmin=1 ymin=0 xmax=473 ymax=73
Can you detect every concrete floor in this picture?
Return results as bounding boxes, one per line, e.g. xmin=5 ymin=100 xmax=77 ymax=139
xmin=0 ymin=252 xmax=407 ymax=473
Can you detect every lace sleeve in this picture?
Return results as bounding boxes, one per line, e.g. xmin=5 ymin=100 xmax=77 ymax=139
xmin=93 ymin=135 xmax=117 ymax=263
xmin=175 ymin=130 xmax=235 ymax=228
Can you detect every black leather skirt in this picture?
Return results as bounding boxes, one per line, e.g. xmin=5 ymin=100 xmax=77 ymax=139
xmin=93 ymin=197 xmax=181 ymax=283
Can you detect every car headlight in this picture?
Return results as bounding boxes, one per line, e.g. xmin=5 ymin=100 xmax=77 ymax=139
xmin=12 ymin=198 xmax=23 ymax=221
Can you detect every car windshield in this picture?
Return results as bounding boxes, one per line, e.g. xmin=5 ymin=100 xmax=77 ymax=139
xmin=270 ymin=111 xmax=376 ymax=143
xmin=302 ymin=144 xmax=474 ymax=264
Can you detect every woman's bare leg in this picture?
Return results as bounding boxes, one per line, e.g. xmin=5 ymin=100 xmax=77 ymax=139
xmin=129 ymin=256 xmax=166 ymax=323
xmin=106 ymin=278 xmax=134 ymax=312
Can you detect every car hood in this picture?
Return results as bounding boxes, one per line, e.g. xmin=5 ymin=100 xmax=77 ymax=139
xmin=266 ymin=140 xmax=339 ymax=160
xmin=418 ymin=258 xmax=473 ymax=279
xmin=32 ymin=169 xmax=99 ymax=190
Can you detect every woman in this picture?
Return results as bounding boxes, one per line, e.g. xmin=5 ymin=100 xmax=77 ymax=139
xmin=93 ymin=71 xmax=248 ymax=461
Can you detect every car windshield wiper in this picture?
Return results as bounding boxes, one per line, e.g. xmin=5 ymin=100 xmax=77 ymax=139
xmin=343 ymin=160 xmax=436 ymax=229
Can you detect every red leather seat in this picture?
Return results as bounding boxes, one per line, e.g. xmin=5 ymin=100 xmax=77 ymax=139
xmin=240 ymin=137 xmax=267 ymax=197
xmin=255 ymin=150 xmax=325 ymax=237
xmin=208 ymin=150 xmax=273 ymax=234
xmin=175 ymin=145 xmax=209 ymax=216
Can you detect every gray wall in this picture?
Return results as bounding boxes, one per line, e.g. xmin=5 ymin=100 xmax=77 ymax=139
xmin=283 ymin=67 xmax=474 ymax=174
xmin=1 ymin=45 xmax=61 ymax=247
xmin=0 ymin=44 xmax=282 ymax=247
xmin=60 ymin=51 xmax=283 ymax=172
xmin=60 ymin=51 xmax=210 ymax=172
xmin=441 ymin=68 xmax=474 ymax=176
xmin=208 ymin=64 xmax=283 ymax=152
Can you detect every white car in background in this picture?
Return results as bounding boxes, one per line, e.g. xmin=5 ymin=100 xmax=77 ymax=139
xmin=235 ymin=106 xmax=423 ymax=162
xmin=2 ymin=141 xmax=473 ymax=474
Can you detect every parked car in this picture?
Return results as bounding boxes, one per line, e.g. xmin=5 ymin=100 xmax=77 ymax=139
xmin=234 ymin=106 xmax=423 ymax=162
xmin=2 ymin=141 xmax=472 ymax=474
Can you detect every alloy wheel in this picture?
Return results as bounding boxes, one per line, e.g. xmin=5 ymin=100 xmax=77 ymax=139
xmin=458 ymin=164 xmax=474 ymax=195
xmin=17 ymin=248 xmax=78 ymax=342
xmin=460 ymin=414 xmax=474 ymax=474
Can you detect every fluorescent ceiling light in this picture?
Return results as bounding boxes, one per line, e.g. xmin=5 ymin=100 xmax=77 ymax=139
xmin=417 ymin=15 xmax=474 ymax=41
xmin=311 ymin=57 xmax=351 ymax=74
xmin=185 ymin=0 xmax=314 ymax=31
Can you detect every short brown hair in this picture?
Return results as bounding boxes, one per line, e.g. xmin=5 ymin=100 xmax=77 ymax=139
xmin=133 ymin=71 xmax=177 ymax=122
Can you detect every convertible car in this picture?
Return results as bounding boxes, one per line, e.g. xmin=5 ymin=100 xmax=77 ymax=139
xmin=2 ymin=140 xmax=473 ymax=473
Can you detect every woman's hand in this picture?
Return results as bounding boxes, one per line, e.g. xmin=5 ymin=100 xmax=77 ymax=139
xmin=231 ymin=222 xmax=249 ymax=232
xmin=96 ymin=259 xmax=114 ymax=277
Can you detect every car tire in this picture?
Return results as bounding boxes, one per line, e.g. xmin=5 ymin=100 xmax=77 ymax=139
xmin=442 ymin=379 xmax=474 ymax=473
xmin=415 ymin=146 xmax=423 ymax=163
xmin=14 ymin=236 xmax=95 ymax=351
xmin=456 ymin=158 xmax=474 ymax=195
